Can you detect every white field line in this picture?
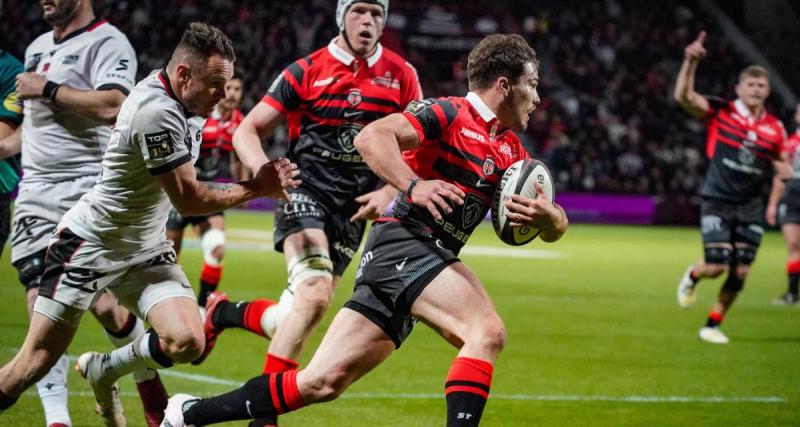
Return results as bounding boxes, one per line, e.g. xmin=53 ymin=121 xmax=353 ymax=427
xmin=5 ymin=350 xmax=785 ymax=404
xmin=187 ymin=229 xmax=566 ymax=259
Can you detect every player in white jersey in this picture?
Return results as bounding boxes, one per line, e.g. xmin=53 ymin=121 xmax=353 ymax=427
xmin=8 ymin=1 xmax=168 ymax=426
xmin=0 ymin=22 xmax=300 ymax=427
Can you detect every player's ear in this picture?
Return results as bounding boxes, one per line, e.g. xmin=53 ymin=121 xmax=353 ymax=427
xmin=175 ymin=63 xmax=190 ymax=83
xmin=498 ymin=77 xmax=510 ymax=97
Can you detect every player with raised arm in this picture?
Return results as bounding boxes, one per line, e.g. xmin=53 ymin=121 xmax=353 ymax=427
xmin=163 ymin=33 xmax=567 ymax=427
xmin=166 ymin=77 xmax=245 ymax=309
xmin=0 ymin=23 xmax=299 ymax=427
xmin=9 ymin=1 xmax=169 ymax=425
xmin=767 ymin=103 xmax=800 ymax=306
xmin=192 ymin=3 xmax=420 ymax=424
xmin=674 ymin=31 xmax=789 ymax=343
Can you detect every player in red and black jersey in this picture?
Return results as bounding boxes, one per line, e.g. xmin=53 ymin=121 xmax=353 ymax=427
xmin=674 ymin=32 xmax=791 ymax=343
xmin=767 ymin=103 xmax=800 ymax=305
xmin=164 ymin=34 xmax=567 ymax=427
xmin=188 ymin=1 xmax=421 ymax=425
xmin=166 ymin=77 xmax=244 ymax=309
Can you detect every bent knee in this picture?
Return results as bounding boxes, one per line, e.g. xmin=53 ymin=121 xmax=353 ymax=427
xmin=161 ymin=331 xmax=205 ymax=363
xmin=295 ymin=278 xmax=335 ymax=315
xmin=470 ymin=318 xmax=507 ymax=354
xmin=705 ymin=264 xmax=728 ymax=278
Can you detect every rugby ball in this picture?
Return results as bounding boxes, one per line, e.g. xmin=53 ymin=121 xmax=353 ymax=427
xmin=491 ymin=159 xmax=555 ymax=246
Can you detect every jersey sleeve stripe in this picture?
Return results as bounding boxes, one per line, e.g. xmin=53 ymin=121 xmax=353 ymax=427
xmin=438 ymin=141 xmax=505 ymax=177
xmin=96 ymin=83 xmax=130 ymax=96
xmin=285 ymin=61 xmax=305 ymax=89
xmin=401 ymin=111 xmax=426 ymax=143
xmin=147 ymin=152 xmax=192 ymax=176
xmin=262 ymin=95 xmax=289 ymax=115
xmin=438 ymin=99 xmax=458 ymax=127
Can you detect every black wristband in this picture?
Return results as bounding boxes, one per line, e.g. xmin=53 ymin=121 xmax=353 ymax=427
xmin=43 ymin=80 xmax=61 ymax=102
xmin=405 ymin=177 xmax=420 ymax=200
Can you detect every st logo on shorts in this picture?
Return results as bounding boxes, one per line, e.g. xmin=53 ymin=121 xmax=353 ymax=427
xmin=144 ymin=130 xmax=175 ymax=159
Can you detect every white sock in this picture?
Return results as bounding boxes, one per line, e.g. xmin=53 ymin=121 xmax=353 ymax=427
xmin=104 ymin=315 xmax=158 ymax=383
xmin=260 ymin=288 xmax=294 ymax=339
xmin=101 ymin=331 xmax=171 ymax=384
xmin=36 ymin=353 xmax=71 ymax=426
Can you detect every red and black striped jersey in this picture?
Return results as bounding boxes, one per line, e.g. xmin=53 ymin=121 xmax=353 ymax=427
xmin=262 ymin=39 xmax=422 ymax=212
xmin=195 ymin=108 xmax=243 ymax=181
xmin=702 ymin=97 xmax=786 ymax=202
xmin=382 ymin=93 xmax=529 ymax=253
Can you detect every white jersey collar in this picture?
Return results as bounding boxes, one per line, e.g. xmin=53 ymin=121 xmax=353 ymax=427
xmin=466 ymin=92 xmax=497 ymax=123
xmin=328 ymin=37 xmax=383 ymax=68
xmin=733 ymin=98 xmax=765 ymax=123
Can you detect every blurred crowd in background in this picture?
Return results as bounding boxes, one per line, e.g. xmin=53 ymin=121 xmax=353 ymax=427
xmin=3 ymin=0 xmax=795 ymax=199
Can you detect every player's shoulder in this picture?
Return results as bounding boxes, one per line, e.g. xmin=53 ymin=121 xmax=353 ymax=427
xmin=378 ymin=46 xmax=412 ymax=69
xmin=27 ymin=31 xmax=53 ymax=51
xmin=130 ymin=74 xmax=187 ymax=127
xmin=86 ymin=20 xmax=134 ymax=47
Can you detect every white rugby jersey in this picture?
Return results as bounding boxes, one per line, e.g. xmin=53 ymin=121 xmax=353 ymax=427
xmin=21 ymin=18 xmax=136 ymax=184
xmin=60 ymin=70 xmax=204 ymax=255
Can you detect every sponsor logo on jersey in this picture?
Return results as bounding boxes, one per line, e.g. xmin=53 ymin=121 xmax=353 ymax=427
xmin=334 ymin=241 xmax=356 ymax=259
xmin=460 ymin=127 xmax=486 ymax=143
xmin=499 ymin=142 xmax=515 ymax=158
xmin=482 ymin=155 xmax=495 ymax=176
xmin=758 ymin=124 xmax=777 ymax=137
xmin=144 ymin=130 xmax=175 ymax=158
xmin=61 ymin=54 xmax=79 ymax=65
xmin=313 ymin=76 xmax=337 ymax=87
xmin=347 ymin=88 xmax=362 ymax=106
xmin=372 ymin=71 xmax=400 ymax=89
xmin=462 ymin=193 xmax=484 ymax=230
xmin=738 ymin=145 xmax=755 ymax=165
xmin=25 ymin=53 xmax=42 ymax=72
xmin=337 ymin=122 xmax=364 ymax=153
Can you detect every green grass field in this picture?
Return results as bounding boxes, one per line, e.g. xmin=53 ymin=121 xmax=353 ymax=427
xmin=1 ymin=210 xmax=797 ymax=426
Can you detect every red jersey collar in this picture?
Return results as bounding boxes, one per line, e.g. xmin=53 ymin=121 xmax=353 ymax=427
xmin=328 ymin=37 xmax=383 ymax=68
xmin=158 ymin=69 xmax=194 ymax=117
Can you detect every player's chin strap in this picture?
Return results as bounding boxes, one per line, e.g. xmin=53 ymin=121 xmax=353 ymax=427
xmin=340 ymin=28 xmax=381 ymax=63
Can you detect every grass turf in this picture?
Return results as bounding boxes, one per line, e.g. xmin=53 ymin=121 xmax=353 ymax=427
xmin=0 ymin=210 xmax=797 ymax=426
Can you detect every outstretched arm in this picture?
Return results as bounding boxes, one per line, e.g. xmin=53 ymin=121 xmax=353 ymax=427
xmin=156 ymin=157 xmax=299 ymax=217
xmin=674 ymin=31 xmax=711 ymax=119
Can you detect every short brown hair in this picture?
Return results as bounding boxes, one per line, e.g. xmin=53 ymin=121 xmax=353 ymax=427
xmin=467 ymin=34 xmax=538 ymax=91
xmin=174 ymin=22 xmax=236 ymax=64
xmin=738 ymin=65 xmax=769 ymax=82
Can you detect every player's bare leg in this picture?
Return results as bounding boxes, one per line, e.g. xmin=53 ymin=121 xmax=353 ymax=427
xmin=677 ymin=243 xmax=731 ymax=308
xmin=0 ymin=309 xmax=79 ymax=417
xmin=269 ymin=228 xmax=337 ymax=361
xmin=410 ymin=262 xmax=506 ymax=425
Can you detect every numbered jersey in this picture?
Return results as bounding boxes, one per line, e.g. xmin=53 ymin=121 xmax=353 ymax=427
xmin=20 ymin=18 xmax=137 ymax=184
xmin=379 ymin=93 xmax=529 ymax=254
xmin=262 ymin=38 xmax=421 ymax=210
xmin=702 ymin=98 xmax=785 ymax=202
xmin=61 ymin=70 xmax=204 ymax=255
xmin=196 ymin=108 xmax=243 ymax=181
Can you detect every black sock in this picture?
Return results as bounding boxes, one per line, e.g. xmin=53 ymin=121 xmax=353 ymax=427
xmin=146 ymin=328 xmax=174 ymax=368
xmin=446 ymin=392 xmax=488 ymax=426
xmin=212 ymin=300 xmax=249 ymax=329
xmin=0 ymin=388 xmax=18 ymax=410
xmin=184 ymin=375 xmax=277 ymax=425
xmin=197 ymin=280 xmax=217 ymax=307
xmin=789 ymin=273 xmax=799 ymax=296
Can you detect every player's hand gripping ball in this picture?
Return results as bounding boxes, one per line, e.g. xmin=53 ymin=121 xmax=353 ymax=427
xmin=491 ymin=159 xmax=555 ymax=245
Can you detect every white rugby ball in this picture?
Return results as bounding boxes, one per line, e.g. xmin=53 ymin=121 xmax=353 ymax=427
xmin=491 ymin=159 xmax=555 ymax=246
